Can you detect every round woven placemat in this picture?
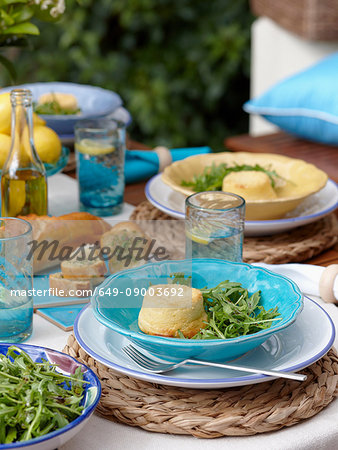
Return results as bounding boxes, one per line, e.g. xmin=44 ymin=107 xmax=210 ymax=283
xmin=130 ymin=201 xmax=338 ymax=264
xmin=64 ymin=335 xmax=338 ymax=438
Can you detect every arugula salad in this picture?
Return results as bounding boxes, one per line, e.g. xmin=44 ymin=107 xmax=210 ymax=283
xmin=181 ymin=163 xmax=280 ymax=192
xmin=169 ymin=274 xmax=281 ymax=340
xmin=0 ymin=346 xmax=88 ymax=444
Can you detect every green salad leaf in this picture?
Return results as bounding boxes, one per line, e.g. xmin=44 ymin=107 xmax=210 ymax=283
xmin=168 ymin=275 xmax=282 ymax=340
xmin=194 ymin=280 xmax=281 ymax=339
xmin=181 ymin=163 xmax=280 ymax=191
xmin=168 ymin=272 xmax=192 ymax=286
xmin=34 ymin=101 xmax=81 ymax=115
xmin=0 ymin=346 xmax=88 ymax=444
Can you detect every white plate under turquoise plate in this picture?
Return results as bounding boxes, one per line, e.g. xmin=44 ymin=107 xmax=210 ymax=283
xmin=74 ymin=297 xmax=334 ymax=389
xmin=145 ymin=175 xmax=338 ymax=237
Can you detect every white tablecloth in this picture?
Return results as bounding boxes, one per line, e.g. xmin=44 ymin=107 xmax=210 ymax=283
xmin=29 ymin=174 xmax=338 ymax=450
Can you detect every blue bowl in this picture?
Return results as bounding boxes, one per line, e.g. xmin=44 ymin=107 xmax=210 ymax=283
xmin=92 ymin=259 xmax=303 ymax=362
xmin=0 ymin=147 xmax=69 ymax=179
xmin=44 ymin=146 xmax=70 ymax=176
xmin=0 ymin=343 xmax=101 ymax=450
xmin=1 ymin=82 xmax=122 ymax=135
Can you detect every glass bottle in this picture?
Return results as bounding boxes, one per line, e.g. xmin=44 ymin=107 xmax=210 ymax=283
xmin=1 ymin=89 xmax=48 ymax=217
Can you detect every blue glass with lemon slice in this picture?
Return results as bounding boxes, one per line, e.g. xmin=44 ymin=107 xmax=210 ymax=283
xmin=75 ymin=118 xmax=125 ymax=216
xmin=185 ymin=191 xmax=245 ymax=262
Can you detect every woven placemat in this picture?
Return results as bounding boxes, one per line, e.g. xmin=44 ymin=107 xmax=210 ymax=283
xmin=130 ymin=201 xmax=338 ymax=264
xmin=64 ymin=334 xmax=338 ymax=438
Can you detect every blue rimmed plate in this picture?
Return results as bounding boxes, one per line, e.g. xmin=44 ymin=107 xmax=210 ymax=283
xmin=0 ymin=343 xmax=101 ymax=450
xmin=145 ymin=174 xmax=338 ymax=236
xmin=1 ymin=82 xmax=122 ymax=135
xmin=75 ymin=296 xmax=334 ymax=389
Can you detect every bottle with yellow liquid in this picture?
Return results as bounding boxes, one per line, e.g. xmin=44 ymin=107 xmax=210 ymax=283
xmin=1 ymin=89 xmax=47 ymax=217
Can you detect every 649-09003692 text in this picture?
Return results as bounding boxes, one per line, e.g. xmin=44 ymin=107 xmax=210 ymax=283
xmin=10 ymin=286 xmax=186 ymax=299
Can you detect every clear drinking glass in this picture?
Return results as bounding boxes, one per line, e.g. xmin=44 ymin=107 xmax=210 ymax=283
xmin=75 ymin=118 xmax=125 ymax=216
xmin=0 ymin=218 xmax=33 ymax=343
xmin=185 ymin=192 xmax=245 ymax=262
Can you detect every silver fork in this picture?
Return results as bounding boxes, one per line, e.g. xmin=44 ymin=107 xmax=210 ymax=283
xmin=122 ymin=344 xmax=307 ymax=382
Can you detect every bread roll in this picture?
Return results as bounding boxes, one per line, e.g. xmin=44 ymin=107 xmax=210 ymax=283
xmin=49 ymin=272 xmax=104 ymax=297
xmin=61 ymin=244 xmax=107 ymax=279
xmin=49 ymin=273 xmax=91 ymax=298
xmin=222 ymin=171 xmax=277 ymax=200
xmin=138 ymin=284 xmax=207 ymax=338
xmin=100 ymin=221 xmax=151 ymax=273
xmin=38 ymin=93 xmax=78 ymax=110
xmin=20 ymin=212 xmax=110 ymax=273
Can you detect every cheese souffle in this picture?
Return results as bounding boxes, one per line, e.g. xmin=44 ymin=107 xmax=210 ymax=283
xmin=138 ymin=284 xmax=207 ymax=338
xmin=222 ymin=171 xmax=277 ymax=201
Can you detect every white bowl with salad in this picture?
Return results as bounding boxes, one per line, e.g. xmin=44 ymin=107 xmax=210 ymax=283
xmin=161 ymin=152 xmax=328 ymax=220
xmin=0 ymin=344 xmax=101 ymax=450
xmin=1 ymin=82 xmax=126 ymax=136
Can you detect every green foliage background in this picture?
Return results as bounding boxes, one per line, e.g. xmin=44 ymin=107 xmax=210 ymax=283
xmin=1 ymin=0 xmax=253 ymax=148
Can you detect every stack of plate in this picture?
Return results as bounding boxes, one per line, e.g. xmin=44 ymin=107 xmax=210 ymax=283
xmin=74 ymin=259 xmax=335 ymax=389
xmin=145 ymin=152 xmax=338 ymax=236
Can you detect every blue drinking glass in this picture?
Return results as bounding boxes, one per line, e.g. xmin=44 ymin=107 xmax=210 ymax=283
xmin=75 ymin=118 xmax=126 ymax=216
xmin=0 ymin=218 xmax=33 ymax=343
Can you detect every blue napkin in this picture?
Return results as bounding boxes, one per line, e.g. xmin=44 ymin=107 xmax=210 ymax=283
xmin=125 ymin=146 xmax=211 ymax=184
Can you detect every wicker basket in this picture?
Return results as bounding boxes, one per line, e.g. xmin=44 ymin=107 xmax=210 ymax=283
xmin=250 ymin=0 xmax=338 ymax=41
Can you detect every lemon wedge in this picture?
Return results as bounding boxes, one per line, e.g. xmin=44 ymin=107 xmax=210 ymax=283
xmin=186 ymin=229 xmax=210 ymax=245
xmin=75 ymin=139 xmax=115 ymax=156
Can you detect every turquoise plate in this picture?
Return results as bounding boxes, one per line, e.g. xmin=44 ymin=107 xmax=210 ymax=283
xmin=91 ymin=259 xmax=303 ymax=363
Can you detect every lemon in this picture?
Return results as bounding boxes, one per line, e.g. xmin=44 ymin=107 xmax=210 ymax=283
xmin=75 ymin=138 xmax=115 ymax=156
xmin=7 ymin=179 xmax=26 ymax=217
xmin=0 ymin=93 xmax=11 ymax=135
xmin=185 ymin=229 xmax=210 ymax=245
xmin=23 ymin=125 xmax=62 ymax=163
xmin=33 ymin=126 xmax=62 ymax=163
xmin=0 ymin=133 xmax=11 ymax=168
xmin=33 ymin=113 xmax=46 ymax=126
xmin=0 ymin=92 xmax=46 ymax=135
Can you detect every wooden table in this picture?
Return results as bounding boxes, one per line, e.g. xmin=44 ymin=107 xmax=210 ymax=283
xmin=66 ymin=134 xmax=337 ymax=267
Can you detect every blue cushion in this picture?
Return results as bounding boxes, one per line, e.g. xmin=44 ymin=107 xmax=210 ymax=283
xmin=243 ymin=52 xmax=338 ymax=145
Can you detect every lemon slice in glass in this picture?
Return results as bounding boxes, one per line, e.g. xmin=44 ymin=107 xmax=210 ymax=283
xmin=185 ymin=229 xmax=210 ymax=245
xmin=75 ymin=139 xmax=115 ymax=156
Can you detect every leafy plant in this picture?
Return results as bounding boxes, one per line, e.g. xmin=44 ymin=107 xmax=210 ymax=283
xmin=0 ymin=0 xmax=65 ymax=80
xmin=1 ymin=0 xmax=253 ymax=148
